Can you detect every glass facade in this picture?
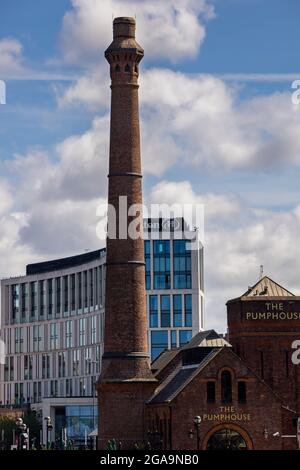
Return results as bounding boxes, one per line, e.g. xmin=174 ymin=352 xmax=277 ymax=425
xmin=153 ymin=241 xmax=171 ymax=289
xmin=149 ymin=295 xmax=158 ymax=328
xmin=145 ymin=240 xmax=151 ymax=290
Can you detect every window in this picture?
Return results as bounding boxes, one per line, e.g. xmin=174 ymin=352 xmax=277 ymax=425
xmin=58 ymin=352 xmax=66 ymax=378
xmin=42 ymin=354 xmax=50 ymax=379
xmin=50 ymin=380 xmax=58 ymax=398
xmin=24 ymin=355 xmax=33 ymax=380
xmin=30 ymin=282 xmax=38 ymax=320
xmin=48 ymin=279 xmax=53 ymax=318
xmin=66 ymin=378 xmax=73 ymax=397
xmin=161 ymin=295 xmax=171 ymax=327
xmin=84 ymin=271 xmax=88 ymax=312
xmin=144 ymin=240 xmax=151 ymax=290
xmin=71 ymin=274 xmax=76 ymax=312
xmin=179 ymin=330 xmax=192 ymax=346
xmin=12 ymin=284 xmax=20 ymax=323
xmin=73 ymin=350 xmax=80 ymax=376
xmin=91 ymin=316 xmax=97 ymax=344
xmin=33 ymin=325 xmax=43 ymax=352
xmin=151 ymin=330 xmax=168 ymax=360
xmin=260 ymin=351 xmax=264 ymax=379
xmin=63 ymin=276 xmax=69 ymax=315
xmin=50 ymin=323 xmax=59 ymax=350
xmin=149 ymin=296 xmax=158 ymax=327
xmin=79 ymin=318 xmax=86 ymax=346
xmin=238 ymin=381 xmax=247 ymax=404
xmin=56 ymin=278 xmax=61 ymax=316
xmin=153 ymin=241 xmax=170 ymax=289
xmin=173 ymin=295 xmax=182 ymax=327
xmin=15 ymin=327 xmax=23 ymax=353
xmin=78 ymin=272 xmax=82 ymax=311
xmin=66 ymin=320 xmax=73 ymax=348
xmin=171 ymin=330 xmax=177 ymax=349
xmin=89 ymin=269 xmax=94 ymax=309
xmin=207 ymin=381 xmax=216 ymax=403
xmin=21 ymin=283 xmax=28 ymax=322
xmin=221 ymin=370 xmax=232 ymax=404
xmin=40 ymin=280 xmax=46 ymax=318
xmin=173 ymin=240 xmax=191 ymax=289
xmin=184 ymin=294 xmax=192 ymax=327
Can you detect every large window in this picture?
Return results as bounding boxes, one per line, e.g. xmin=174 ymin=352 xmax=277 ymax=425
xmin=79 ymin=318 xmax=86 ymax=346
xmin=50 ymin=323 xmax=59 ymax=350
xmin=149 ymin=295 xmax=158 ymax=327
xmin=71 ymin=274 xmax=76 ymax=313
xmin=15 ymin=327 xmax=23 ymax=353
xmin=173 ymin=240 xmax=191 ymax=289
xmin=58 ymin=352 xmax=66 ymax=378
xmin=33 ymin=325 xmax=43 ymax=352
xmin=151 ymin=330 xmax=168 ymax=360
xmin=40 ymin=280 xmax=46 ymax=319
xmin=221 ymin=370 xmax=232 ymax=404
xmin=12 ymin=284 xmax=20 ymax=323
xmin=21 ymin=283 xmax=28 ymax=322
xmin=184 ymin=294 xmax=192 ymax=327
xmin=179 ymin=330 xmax=192 ymax=346
xmin=161 ymin=295 xmax=171 ymax=327
xmin=63 ymin=276 xmax=69 ymax=315
xmin=30 ymin=282 xmax=38 ymax=320
xmin=153 ymin=241 xmax=171 ymax=289
xmin=66 ymin=320 xmax=73 ymax=348
xmin=173 ymin=295 xmax=182 ymax=327
xmin=144 ymin=240 xmax=151 ymax=290
xmin=48 ymin=279 xmax=53 ymax=319
xmin=56 ymin=278 xmax=61 ymax=316
xmin=91 ymin=316 xmax=97 ymax=344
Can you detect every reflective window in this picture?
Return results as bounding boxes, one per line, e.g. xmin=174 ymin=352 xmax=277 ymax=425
xmin=149 ymin=295 xmax=158 ymax=327
xmin=151 ymin=330 xmax=168 ymax=360
xmin=173 ymin=295 xmax=182 ymax=327
xmin=179 ymin=330 xmax=192 ymax=346
xmin=173 ymin=240 xmax=191 ymax=289
xmin=161 ymin=295 xmax=171 ymax=327
xmin=171 ymin=330 xmax=177 ymax=349
xmin=184 ymin=294 xmax=192 ymax=327
xmin=153 ymin=241 xmax=170 ymax=289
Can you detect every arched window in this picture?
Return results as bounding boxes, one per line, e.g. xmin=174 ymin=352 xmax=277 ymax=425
xmin=125 ymin=64 xmax=130 ymax=73
xmin=115 ymin=65 xmax=120 ymax=72
xmin=221 ymin=370 xmax=232 ymax=404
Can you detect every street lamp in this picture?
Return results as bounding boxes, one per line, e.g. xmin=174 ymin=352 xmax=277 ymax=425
xmin=15 ymin=418 xmax=28 ymax=450
xmin=44 ymin=416 xmax=53 ymax=449
xmin=188 ymin=416 xmax=202 ymax=450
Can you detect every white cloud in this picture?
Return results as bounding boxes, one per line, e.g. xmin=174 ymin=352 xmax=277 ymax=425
xmin=0 ymin=38 xmax=24 ymax=78
xmin=60 ymin=0 xmax=214 ymax=65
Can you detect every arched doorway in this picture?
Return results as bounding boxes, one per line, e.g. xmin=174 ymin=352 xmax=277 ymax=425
xmin=203 ymin=424 xmax=253 ymax=450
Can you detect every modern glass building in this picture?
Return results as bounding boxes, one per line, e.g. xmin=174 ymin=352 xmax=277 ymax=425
xmin=0 ymin=219 xmax=204 ymax=446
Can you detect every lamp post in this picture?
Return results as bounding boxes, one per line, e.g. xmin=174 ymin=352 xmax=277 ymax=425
xmin=15 ymin=418 xmax=28 ymax=450
xmin=188 ymin=416 xmax=202 ymax=450
xmin=44 ymin=416 xmax=53 ymax=449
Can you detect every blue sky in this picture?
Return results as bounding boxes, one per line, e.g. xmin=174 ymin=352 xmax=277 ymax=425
xmin=1 ymin=0 xmax=300 ymax=330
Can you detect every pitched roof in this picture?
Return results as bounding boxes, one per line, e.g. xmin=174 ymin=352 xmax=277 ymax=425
xmin=148 ymin=348 xmax=221 ymax=404
xmin=242 ymin=276 xmax=294 ymax=298
xmin=182 ymin=329 xmax=231 ymax=349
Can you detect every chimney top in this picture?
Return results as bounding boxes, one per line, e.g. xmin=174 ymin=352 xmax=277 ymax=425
xmin=113 ymin=17 xmax=136 ymax=39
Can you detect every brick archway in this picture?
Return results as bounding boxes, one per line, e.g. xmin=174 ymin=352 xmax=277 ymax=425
xmin=202 ymin=423 xmax=254 ymax=450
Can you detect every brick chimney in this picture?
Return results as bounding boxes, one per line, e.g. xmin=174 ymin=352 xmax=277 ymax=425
xmin=97 ymin=17 xmax=156 ymax=450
